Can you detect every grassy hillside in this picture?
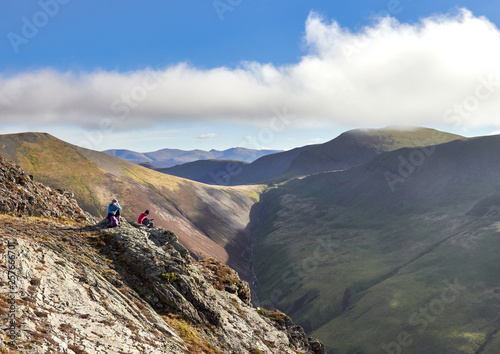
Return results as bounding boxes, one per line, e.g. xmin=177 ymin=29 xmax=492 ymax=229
xmin=0 ymin=132 xmax=263 ymax=281
xmin=160 ymin=127 xmax=463 ymax=186
xmin=158 ymin=159 xmax=248 ymax=184
xmin=253 ymin=134 xmax=500 ymax=353
xmin=285 ymin=127 xmax=464 ymax=177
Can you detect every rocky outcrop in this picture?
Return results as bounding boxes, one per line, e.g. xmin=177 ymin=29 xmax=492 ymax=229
xmin=0 ymin=155 xmax=95 ymax=224
xmin=198 ymin=257 xmax=252 ymax=306
xmin=95 ymin=222 xmax=324 ymax=353
xmin=257 ymin=309 xmax=327 ymax=354
xmin=0 ymin=230 xmax=184 ymax=353
xmin=0 ymin=154 xmax=326 ymax=353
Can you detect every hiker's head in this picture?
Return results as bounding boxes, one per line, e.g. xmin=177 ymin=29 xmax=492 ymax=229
xmin=112 ymin=199 xmax=118 ymax=204
xmin=145 ymin=210 xmax=150 ymax=215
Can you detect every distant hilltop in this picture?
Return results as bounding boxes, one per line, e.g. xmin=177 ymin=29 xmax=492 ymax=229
xmin=104 ymin=147 xmax=283 ymax=168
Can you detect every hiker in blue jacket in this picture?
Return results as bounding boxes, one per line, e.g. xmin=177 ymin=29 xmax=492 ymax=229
xmin=107 ymin=198 xmax=122 ymax=227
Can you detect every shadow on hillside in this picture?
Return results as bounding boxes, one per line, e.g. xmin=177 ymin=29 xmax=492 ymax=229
xmin=225 ymin=198 xmax=268 ymax=307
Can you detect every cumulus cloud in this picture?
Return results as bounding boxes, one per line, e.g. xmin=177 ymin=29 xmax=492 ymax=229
xmin=1 ymin=9 xmax=500 ymax=131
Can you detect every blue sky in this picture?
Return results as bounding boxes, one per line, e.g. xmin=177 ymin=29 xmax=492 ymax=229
xmin=1 ymin=1 xmax=500 ymax=152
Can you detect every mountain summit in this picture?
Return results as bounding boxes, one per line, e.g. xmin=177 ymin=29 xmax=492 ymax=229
xmin=159 ymin=127 xmax=464 ymax=185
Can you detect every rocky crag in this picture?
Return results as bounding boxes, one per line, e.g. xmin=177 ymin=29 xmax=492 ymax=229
xmin=0 ymin=155 xmax=95 ymax=224
xmin=0 ymin=155 xmax=325 ymax=353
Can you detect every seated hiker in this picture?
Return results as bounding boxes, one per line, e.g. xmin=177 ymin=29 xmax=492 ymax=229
xmin=138 ymin=209 xmax=154 ymax=228
xmin=107 ymin=198 xmax=122 ymax=228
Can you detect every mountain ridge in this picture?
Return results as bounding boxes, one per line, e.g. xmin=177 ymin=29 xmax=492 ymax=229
xmin=157 ymin=127 xmax=464 ymax=185
xmin=105 ymin=146 xmax=282 ymax=168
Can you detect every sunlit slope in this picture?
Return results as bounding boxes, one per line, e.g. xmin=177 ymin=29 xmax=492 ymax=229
xmin=253 ymin=134 xmax=500 ymax=353
xmin=0 ymin=132 xmax=262 ymax=279
xmin=284 ymin=126 xmax=464 ymax=177
xmin=158 ymin=127 xmax=463 ymax=185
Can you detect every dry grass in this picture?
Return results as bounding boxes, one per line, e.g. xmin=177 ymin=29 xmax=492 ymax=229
xmin=199 ymin=258 xmax=242 ymax=292
xmin=163 ymin=314 xmax=222 ymax=354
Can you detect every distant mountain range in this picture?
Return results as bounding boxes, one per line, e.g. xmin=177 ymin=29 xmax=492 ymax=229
xmin=159 ymin=127 xmax=464 ymax=185
xmin=104 ymin=147 xmax=282 ymax=168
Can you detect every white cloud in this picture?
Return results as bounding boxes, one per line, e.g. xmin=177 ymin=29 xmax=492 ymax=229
xmin=1 ymin=9 xmax=500 ymax=133
xmin=196 ymin=133 xmax=218 ymax=139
